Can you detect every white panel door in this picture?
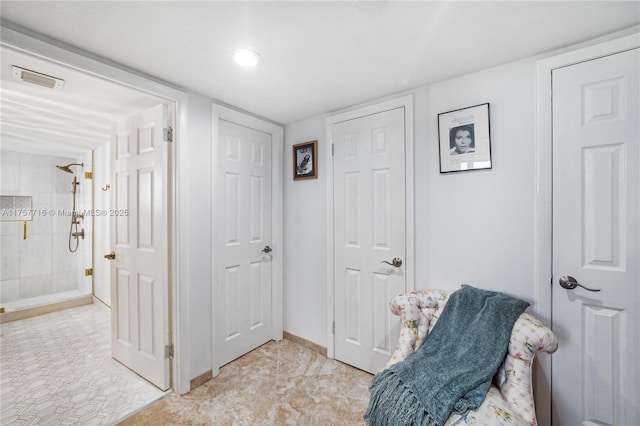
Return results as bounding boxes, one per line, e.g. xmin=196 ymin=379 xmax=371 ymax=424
xmin=215 ymin=119 xmax=273 ymax=367
xmin=552 ymin=48 xmax=639 ymax=425
xmin=333 ymin=107 xmax=406 ymax=374
xmin=110 ymin=104 xmax=170 ymax=390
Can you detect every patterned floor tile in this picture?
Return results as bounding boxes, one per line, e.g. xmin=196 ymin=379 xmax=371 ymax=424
xmin=0 ymin=303 xmax=167 ymax=425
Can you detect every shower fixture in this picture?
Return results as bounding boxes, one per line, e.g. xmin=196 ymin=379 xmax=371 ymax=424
xmin=56 ymin=163 xmax=86 ymax=253
xmin=68 ymin=176 xmax=83 ymax=252
xmin=55 ymin=162 xmax=84 ymax=174
xmin=72 ymin=228 xmax=85 ymax=240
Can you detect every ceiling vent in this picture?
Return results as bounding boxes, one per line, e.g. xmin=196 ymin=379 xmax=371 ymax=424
xmin=12 ymin=66 xmax=65 ymax=90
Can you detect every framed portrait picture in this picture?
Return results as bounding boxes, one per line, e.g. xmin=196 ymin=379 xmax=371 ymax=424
xmin=437 ymin=103 xmax=492 ymax=173
xmin=292 ymin=140 xmax=318 ymax=180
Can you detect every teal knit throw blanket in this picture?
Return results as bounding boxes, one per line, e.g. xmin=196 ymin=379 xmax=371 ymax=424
xmin=364 ymin=285 xmax=530 ymax=426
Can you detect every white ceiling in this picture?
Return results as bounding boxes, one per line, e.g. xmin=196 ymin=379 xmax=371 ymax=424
xmin=1 ymin=47 xmax=163 ymax=157
xmin=1 ymin=1 xmax=639 ymax=155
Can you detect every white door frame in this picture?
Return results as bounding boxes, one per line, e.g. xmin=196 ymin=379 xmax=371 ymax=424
xmin=534 ymin=30 xmax=640 ymax=425
xmin=1 ymin=24 xmax=191 ymax=394
xmin=325 ymin=94 xmax=414 ymax=359
xmin=210 ymin=104 xmax=284 ymax=376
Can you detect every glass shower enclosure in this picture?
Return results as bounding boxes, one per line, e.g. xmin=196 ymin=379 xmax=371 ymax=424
xmin=0 ymin=150 xmax=93 ymax=318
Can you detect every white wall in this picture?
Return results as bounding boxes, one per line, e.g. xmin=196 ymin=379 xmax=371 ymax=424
xmin=283 ymin=56 xmax=541 ymax=348
xmin=181 ymin=92 xmax=214 ymax=379
xmin=416 ymin=57 xmax=539 ymax=306
xmin=283 ymin=116 xmax=328 ymax=345
xmin=92 ymin=143 xmax=111 ymax=306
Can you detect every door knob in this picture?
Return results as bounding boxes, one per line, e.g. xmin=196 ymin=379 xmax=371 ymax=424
xmin=104 ymin=251 xmax=116 ymax=260
xmin=261 ymin=245 xmax=272 ymax=254
xmin=381 ymin=257 xmax=403 ymax=268
xmin=559 ymin=275 xmax=600 ymax=292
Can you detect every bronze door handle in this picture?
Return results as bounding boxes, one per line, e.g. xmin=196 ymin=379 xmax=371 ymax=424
xmin=559 ymin=275 xmax=600 ymax=292
xmin=381 ymin=257 xmax=402 ymax=268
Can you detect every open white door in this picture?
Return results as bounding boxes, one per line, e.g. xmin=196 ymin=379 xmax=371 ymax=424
xmin=110 ymin=104 xmax=170 ymax=390
xmin=552 ymin=48 xmax=639 ymax=425
xmin=213 ymin=110 xmax=283 ymax=368
xmin=332 ymin=106 xmax=407 ymax=374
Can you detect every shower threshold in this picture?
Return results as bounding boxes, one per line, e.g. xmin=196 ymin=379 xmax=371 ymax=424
xmin=0 ymin=290 xmax=92 ymax=323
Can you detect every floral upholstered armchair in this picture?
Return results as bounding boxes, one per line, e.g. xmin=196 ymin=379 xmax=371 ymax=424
xmin=386 ymin=290 xmax=558 ymax=426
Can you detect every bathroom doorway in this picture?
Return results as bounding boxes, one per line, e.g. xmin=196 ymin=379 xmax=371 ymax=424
xmin=0 ymin=46 xmax=165 ymax=320
xmin=0 ymin=30 xmax=180 ymax=407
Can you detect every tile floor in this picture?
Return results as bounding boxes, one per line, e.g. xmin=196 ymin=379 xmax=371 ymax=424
xmin=0 ymin=303 xmax=167 ymax=425
xmin=120 ymin=339 xmax=374 ymax=425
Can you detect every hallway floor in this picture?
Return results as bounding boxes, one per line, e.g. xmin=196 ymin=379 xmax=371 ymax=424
xmin=0 ymin=303 xmax=167 ymax=425
xmin=120 ymin=339 xmax=373 ymax=425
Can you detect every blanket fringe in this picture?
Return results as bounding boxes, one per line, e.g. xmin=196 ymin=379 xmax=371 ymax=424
xmin=364 ymin=369 xmax=437 ymax=426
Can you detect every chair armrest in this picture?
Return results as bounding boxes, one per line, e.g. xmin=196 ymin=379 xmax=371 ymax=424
xmin=509 ymin=313 xmax=558 ymax=358
xmin=386 ymin=290 xmax=448 ymax=368
xmin=493 ymin=312 xmax=558 ymax=422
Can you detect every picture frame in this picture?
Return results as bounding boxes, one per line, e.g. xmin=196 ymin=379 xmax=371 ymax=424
xmin=292 ymin=140 xmax=318 ymax=180
xmin=437 ymin=103 xmax=492 ymax=173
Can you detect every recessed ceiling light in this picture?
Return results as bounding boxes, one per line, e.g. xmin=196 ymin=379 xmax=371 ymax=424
xmin=230 ymin=49 xmax=263 ymax=68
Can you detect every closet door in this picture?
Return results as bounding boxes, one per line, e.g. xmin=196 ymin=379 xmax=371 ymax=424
xmin=551 ymin=48 xmax=639 ymax=425
xmin=333 ymin=106 xmax=407 ymax=374
xmin=213 ymin=109 xmax=284 ymax=368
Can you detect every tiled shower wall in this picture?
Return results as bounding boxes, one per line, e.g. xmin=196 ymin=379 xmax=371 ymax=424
xmin=0 ymin=150 xmax=92 ymax=307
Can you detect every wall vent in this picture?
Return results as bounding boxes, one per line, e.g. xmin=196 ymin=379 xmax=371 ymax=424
xmin=12 ymin=66 xmax=65 ymax=90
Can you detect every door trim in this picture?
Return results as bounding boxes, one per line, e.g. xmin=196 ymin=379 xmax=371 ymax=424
xmin=534 ymin=30 xmax=640 ymax=426
xmin=325 ymin=94 xmax=414 ymax=359
xmin=1 ymin=23 xmax=190 ymax=394
xmin=210 ymin=104 xmax=284 ymax=375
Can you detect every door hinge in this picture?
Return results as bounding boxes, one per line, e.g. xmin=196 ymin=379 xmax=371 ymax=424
xmin=332 ymin=321 xmax=335 ymax=334
xmin=331 ymin=144 xmax=334 ymax=156
xmin=165 ymin=343 xmax=174 ymax=359
xmin=84 ymin=268 xmax=93 ymax=276
xmin=84 ymin=172 xmax=93 ymax=179
xmin=163 ymin=127 xmax=173 ymax=143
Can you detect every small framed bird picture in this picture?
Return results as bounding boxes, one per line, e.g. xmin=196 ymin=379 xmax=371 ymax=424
xmin=293 ymin=140 xmax=318 ymax=180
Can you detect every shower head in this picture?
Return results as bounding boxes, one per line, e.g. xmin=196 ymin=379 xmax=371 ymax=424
xmin=56 ymin=163 xmax=83 ymax=174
